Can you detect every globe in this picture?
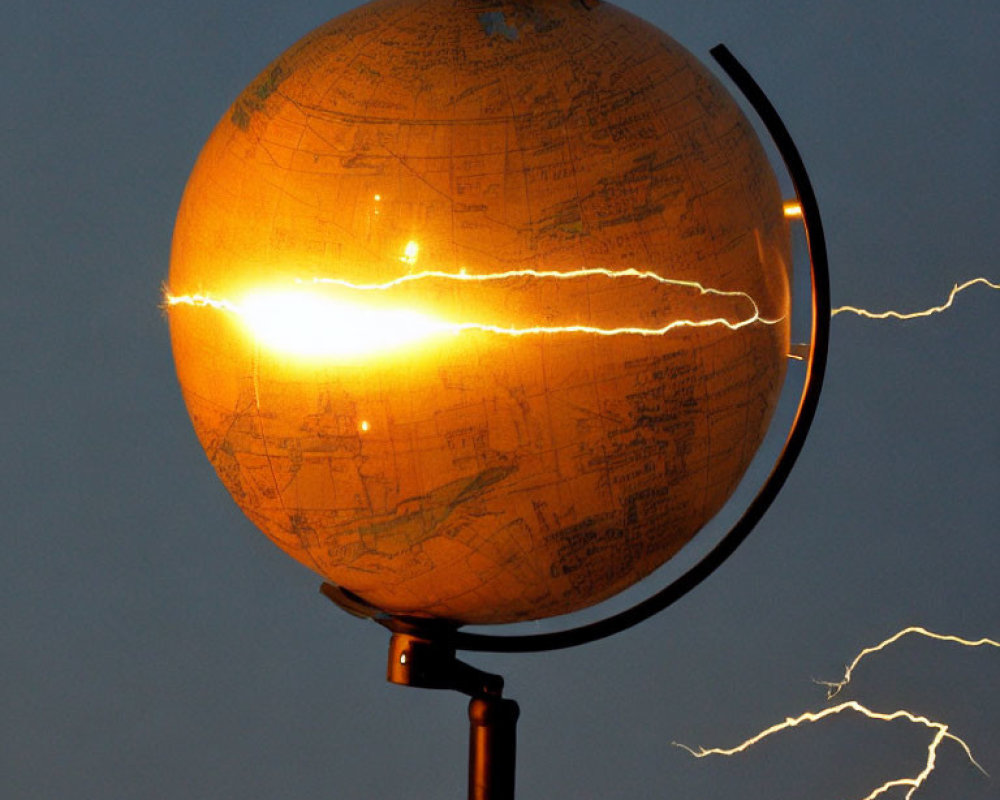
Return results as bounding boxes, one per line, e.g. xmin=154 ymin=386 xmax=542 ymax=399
xmin=167 ymin=0 xmax=790 ymax=624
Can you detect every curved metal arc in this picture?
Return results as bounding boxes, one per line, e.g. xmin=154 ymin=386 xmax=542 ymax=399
xmin=451 ymin=44 xmax=831 ymax=654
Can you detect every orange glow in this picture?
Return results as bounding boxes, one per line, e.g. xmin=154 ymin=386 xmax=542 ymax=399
xmin=833 ymin=277 xmax=999 ymax=320
xmin=401 ymin=240 xmax=420 ymax=265
xmin=167 ymin=289 xmax=450 ymax=358
xmin=166 ymin=290 xmax=450 ymax=358
xmin=783 ymin=201 xmax=803 ymax=218
xmin=239 ymin=288 xmax=452 ymax=358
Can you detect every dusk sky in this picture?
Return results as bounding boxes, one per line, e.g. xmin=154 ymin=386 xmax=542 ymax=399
xmin=4 ymin=2 xmax=998 ymax=798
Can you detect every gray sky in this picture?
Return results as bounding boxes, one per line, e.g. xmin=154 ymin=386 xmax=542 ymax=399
xmin=3 ymin=1 xmax=998 ymax=798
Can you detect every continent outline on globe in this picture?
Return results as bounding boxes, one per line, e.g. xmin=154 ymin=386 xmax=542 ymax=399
xmin=168 ymin=0 xmax=791 ymax=624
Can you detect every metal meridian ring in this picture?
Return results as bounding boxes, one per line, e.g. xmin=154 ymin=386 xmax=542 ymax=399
xmin=448 ymin=44 xmax=832 ymax=653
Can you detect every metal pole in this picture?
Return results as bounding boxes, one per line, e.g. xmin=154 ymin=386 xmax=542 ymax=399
xmin=468 ymin=696 xmax=519 ymax=800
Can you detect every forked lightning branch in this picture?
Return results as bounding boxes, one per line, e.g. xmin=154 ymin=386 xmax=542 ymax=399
xmin=675 ymin=627 xmax=999 ymax=800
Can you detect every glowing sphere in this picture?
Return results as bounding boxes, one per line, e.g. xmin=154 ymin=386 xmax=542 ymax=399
xmin=168 ymin=0 xmax=790 ymax=624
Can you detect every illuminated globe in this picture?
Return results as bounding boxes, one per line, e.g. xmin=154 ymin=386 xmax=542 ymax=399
xmin=168 ymin=0 xmax=790 ymax=624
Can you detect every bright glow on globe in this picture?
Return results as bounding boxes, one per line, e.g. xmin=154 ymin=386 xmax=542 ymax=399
xmin=239 ymin=289 xmax=454 ymax=359
xmin=167 ymin=0 xmax=791 ymax=624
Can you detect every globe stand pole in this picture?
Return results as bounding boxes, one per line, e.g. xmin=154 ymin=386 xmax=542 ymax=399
xmin=323 ymin=583 xmax=519 ymax=800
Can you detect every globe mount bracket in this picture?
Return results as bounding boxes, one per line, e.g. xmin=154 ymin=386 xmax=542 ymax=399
xmin=322 ymin=582 xmax=520 ymax=800
xmin=321 ymin=582 xmax=505 ymax=697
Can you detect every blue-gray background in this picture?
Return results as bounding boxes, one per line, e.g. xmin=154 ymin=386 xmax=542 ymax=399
xmin=4 ymin=1 xmax=998 ymax=798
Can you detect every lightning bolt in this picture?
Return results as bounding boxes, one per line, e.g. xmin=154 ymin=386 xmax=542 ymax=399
xmin=784 ymin=203 xmax=996 ymax=320
xmin=832 ymin=277 xmax=999 ymax=320
xmin=164 ymin=293 xmax=241 ymax=314
xmin=167 ymin=267 xmax=999 ymax=363
xmin=165 ymin=268 xmax=782 ymax=360
xmin=301 ymin=266 xmax=765 ymax=304
xmin=675 ymin=628 xmax=997 ymax=800
xmin=302 ymin=267 xmax=779 ymax=332
xmin=819 ymin=626 xmax=1000 ymax=700
xmin=165 ymin=291 xmax=776 ymax=337
xmin=674 ymin=701 xmax=987 ymax=800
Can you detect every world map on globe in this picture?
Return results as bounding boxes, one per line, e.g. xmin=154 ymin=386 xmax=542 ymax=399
xmin=167 ymin=0 xmax=791 ymax=624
